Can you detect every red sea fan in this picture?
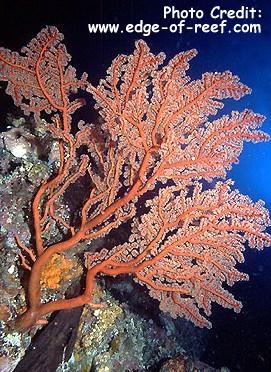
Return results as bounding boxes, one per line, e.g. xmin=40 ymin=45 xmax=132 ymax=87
xmin=0 ymin=27 xmax=270 ymax=330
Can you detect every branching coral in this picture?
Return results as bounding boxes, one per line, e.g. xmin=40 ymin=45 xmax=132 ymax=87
xmin=0 ymin=26 xmax=270 ymax=330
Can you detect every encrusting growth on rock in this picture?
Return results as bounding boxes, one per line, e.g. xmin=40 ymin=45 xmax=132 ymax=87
xmin=41 ymin=253 xmax=81 ymax=290
xmin=0 ymin=26 xmax=270 ymax=330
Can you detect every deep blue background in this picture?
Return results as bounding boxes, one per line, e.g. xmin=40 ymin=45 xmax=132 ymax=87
xmin=1 ymin=1 xmax=271 ymax=371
